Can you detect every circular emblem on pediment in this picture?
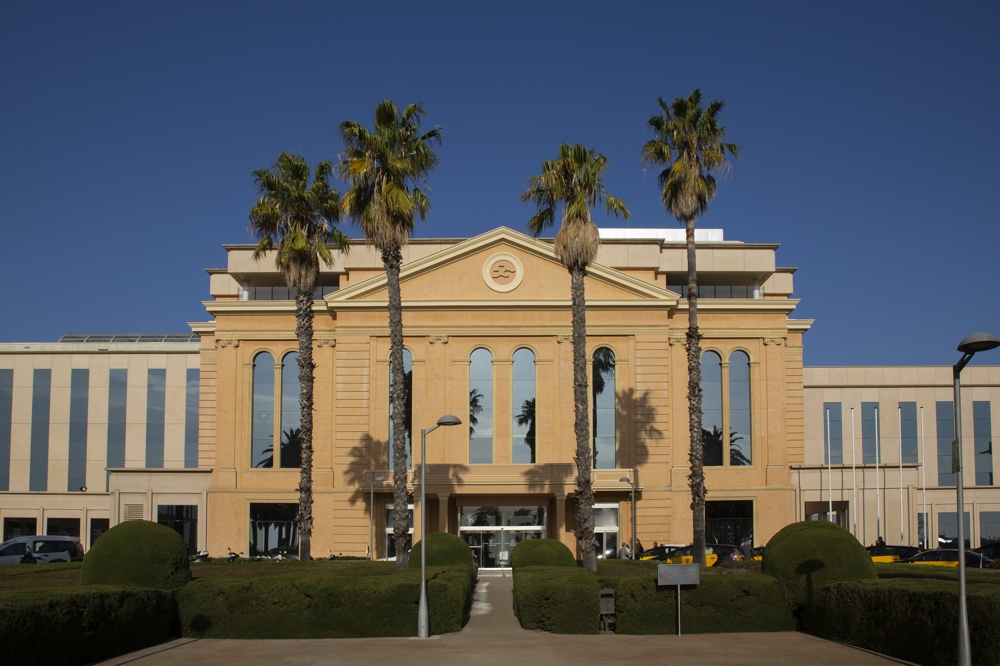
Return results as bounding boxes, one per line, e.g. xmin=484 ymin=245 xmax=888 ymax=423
xmin=483 ymin=252 xmax=524 ymax=293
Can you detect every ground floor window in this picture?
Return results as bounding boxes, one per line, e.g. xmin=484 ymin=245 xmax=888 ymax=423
xmin=90 ymin=518 xmax=109 ymax=545
xmin=46 ymin=518 xmax=80 ymax=537
xmin=158 ymin=505 xmax=198 ymax=555
xmin=594 ymin=503 xmax=619 ymax=559
xmin=708 ymin=500 xmax=755 ymax=546
xmin=249 ymin=503 xmax=297 ymax=557
xmin=938 ymin=511 xmax=971 ymax=549
xmin=3 ymin=518 xmax=36 ymax=541
xmin=458 ymin=505 xmax=545 ymax=567
xmin=803 ymin=500 xmax=849 ymax=534
xmin=981 ymin=512 xmax=1000 ymax=547
xmin=385 ymin=503 xmax=414 ymax=559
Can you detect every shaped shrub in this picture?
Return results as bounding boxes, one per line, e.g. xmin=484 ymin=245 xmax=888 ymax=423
xmin=408 ymin=532 xmax=474 ymax=571
xmin=512 ymin=566 xmax=599 ymax=633
xmin=510 ymin=538 xmax=576 ymax=569
xmin=761 ymin=521 xmax=875 ymax=600
xmin=80 ymin=520 xmax=191 ymax=589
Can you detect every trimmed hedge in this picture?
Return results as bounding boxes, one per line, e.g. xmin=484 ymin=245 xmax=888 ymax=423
xmin=512 ymin=565 xmax=599 ymax=634
xmin=762 ymin=521 xmax=875 ymax=599
xmin=409 ymin=532 xmax=475 ymax=571
xmin=510 ymin=538 xmax=576 ymax=569
xmin=0 ymin=586 xmax=176 ymax=664
xmin=176 ymin=564 xmax=473 ymax=638
xmin=81 ymin=520 xmax=191 ymax=589
xmin=806 ymin=578 xmax=1000 ymax=666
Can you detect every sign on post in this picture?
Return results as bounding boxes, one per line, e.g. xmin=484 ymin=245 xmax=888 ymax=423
xmin=657 ymin=563 xmax=700 ymax=636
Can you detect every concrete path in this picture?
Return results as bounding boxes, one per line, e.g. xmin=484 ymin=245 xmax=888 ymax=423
xmin=99 ymin=574 xmax=909 ymax=666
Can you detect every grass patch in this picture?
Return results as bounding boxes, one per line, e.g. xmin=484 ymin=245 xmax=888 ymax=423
xmin=0 ymin=562 xmax=82 ymax=591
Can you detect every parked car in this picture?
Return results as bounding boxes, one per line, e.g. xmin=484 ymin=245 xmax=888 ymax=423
xmin=903 ymin=549 xmax=994 ymax=569
xmin=638 ymin=544 xmax=684 ymax=561
xmin=710 ymin=544 xmax=742 ymax=564
xmin=866 ymin=545 xmax=922 ymax=563
xmin=974 ymin=542 xmax=1000 ymax=561
xmin=0 ymin=536 xmax=82 ymax=564
xmin=752 ymin=546 xmax=765 ymax=561
xmin=650 ymin=544 xmax=720 ymax=567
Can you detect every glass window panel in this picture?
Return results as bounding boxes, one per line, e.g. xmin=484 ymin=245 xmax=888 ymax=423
xmin=469 ymin=349 xmax=493 ymax=463
xmin=731 ymin=285 xmax=748 ymax=298
xmin=862 ymin=402 xmax=881 ymax=465
xmin=90 ymin=518 xmax=109 ymax=544
xmin=106 ymin=369 xmax=127 ymax=490
xmin=899 ymin=402 xmax=918 ymax=464
xmin=974 ymin=401 xmax=993 ymax=486
xmin=256 ymin=286 xmax=271 ymax=300
xmin=594 ymin=506 xmax=619 ymax=528
xmin=700 ymin=285 xmax=715 ymax=298
xmin=389 ymin=349 xmax=413 ymax=470
xmin=249 ymin=503 xmax=298 ymax=557
xmin=715 ymin=285 xmax=731 ymax=298
xmin=460 ymin=506 xmax=500 ymax=527
xmin=936 ymin=401 xmax=955 ymax=486
xmin=701 ymin=352 xmax=723 ymax=466
xmin=980 ymin=512 xmax=1000 ymax=546
xmin=385 ymin=505 xmax=415 ymax=529
xmin=29 ymin=369 xmax=51 ymax=491
xmin=729 ymin=352 xmax=752 ymax=466
xmin=592 ymin=348 xmax=616 ymax=469
xmin=46 ymin=518 xmax=80 ymax=538
xmin=0 ymin=369 xmax=14 ymax=492
xmin=502 ymin=506 xmax=545 ymax=527
xmin=918 ymin=513 xmax=929 ymax=549
xmin=3 ymin=518 xmax=37 ymax=540
xmin=512 ymin=348 xmax=536 ymax=464
xmin=184 ymin=369 xmax=199 ymax=468
xmin=273 ymin=287 xmax=289 ymax=300
xmin=252 ymin=353 xmax=275 ymax=468
xmin=938 ymin=511 xmax=971 ymax=549
xmin=145 ymin=369 xmax=166 ymax=468
xmin=67 ymin=369 xmax=89 ymax=490
xmin=823 ymin=402 xmax=843 ymax=465
xmin=280 ymin=353 xmax=302 ymax=468
xmin=158 ymin=505 xmax=198 ymax=555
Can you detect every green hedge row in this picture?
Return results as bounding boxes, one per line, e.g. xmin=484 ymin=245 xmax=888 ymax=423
xmin=512 ymin=566 xmax=599 ymax=634
xmin=0 ymin=586 xmax=176 ymax=664
xmin=510 ymin=539 xmax=576 ymax=569
xmin=805 ymin=577 xmax=1000 ymax=666
xmin=175 ymin=564 xmax=473 ymax=638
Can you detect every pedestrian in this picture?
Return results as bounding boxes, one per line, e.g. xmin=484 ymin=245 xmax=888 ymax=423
xmin=635 ymin=539 xmax=644 ymax=558
xmin=740 ymin=540 xmax=754 ymax=561
xmin=618 ymin=542 xmax=631 ymax=560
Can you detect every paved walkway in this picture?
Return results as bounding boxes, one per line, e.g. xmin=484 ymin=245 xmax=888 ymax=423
xmin=100 ymin=574 xmax=909 ymax=666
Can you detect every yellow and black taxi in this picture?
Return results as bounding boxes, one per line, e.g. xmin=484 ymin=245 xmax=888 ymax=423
xmin=903 ymin=549 xmax=994 ymax=569
xmin=866 ymin=545 xmax=921 ymax=563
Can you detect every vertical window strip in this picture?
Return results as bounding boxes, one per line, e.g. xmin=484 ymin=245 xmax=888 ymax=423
xmin=251 ymin=353 xmax=275 ymax=468
xmin=184 ymin=369 xmax=199 ymax=469
xmin=389 ymin=349 xmax=413 ymax=470
xmin=106 ymin=369 xmax=128 ymax=489
xmin=145 ymin=369 xmax=166 ymax=468
xmin=728 ymin=352 xmax=752 ymax=466
xmin=899 ymin=402 xmax=918 ymax=464
xmin=701 ymin=352 xmax=723 ymax=466
xmin=29 ymin=369 xmax=51 ymax=491
xmin=862 ymin=402 xmax=880 ymax=464
xmin=823 ymin=402 xmax=843 ymax=465
xmin=936 ymin=401 xmax=955 ymax=486
xmin=512 ymin=348 xmax=536 ymax=464
xmin=0 ymin=369 xmax=12 ymax=491
xmin=280 ymin=354 xmax=301 ymax=468
xmin=469 ymin=349 xmax=493 ymax=464
xmin=67 ymin=369 xmax=89 ymax=491
xmin=592 ymin=348 xmax=616 ymax=469
xmin=974 ymin=401 xmax=993 ymax=486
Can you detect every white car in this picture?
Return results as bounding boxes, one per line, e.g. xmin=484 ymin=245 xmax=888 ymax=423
xmin=0 ymin=535 xmax=82 ymax=564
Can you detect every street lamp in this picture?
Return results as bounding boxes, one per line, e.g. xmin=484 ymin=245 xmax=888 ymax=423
xmin=620 ymin=477 xmax=636 ymax=559
xmin=369 ymin=475 xmax=385 ymax=561
xmin=953 ymin=331 xmax=999 ymax=666
xmin=418 ymin=414 xmax=462 ymax=639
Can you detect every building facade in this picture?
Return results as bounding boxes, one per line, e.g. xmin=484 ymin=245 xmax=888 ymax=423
xmin=1 ymin=226 xmax=996 ymax=563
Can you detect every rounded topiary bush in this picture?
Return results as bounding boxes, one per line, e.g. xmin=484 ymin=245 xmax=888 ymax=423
xmin=510 ymin=538 xmax=576 ymax=569
xmin=408 ymin=532 xmax=474 ymax=570
xmin=81 ymin=520 xmax=191 ymax=589
xmin=762 ymin=520 xmax=875 ymax=589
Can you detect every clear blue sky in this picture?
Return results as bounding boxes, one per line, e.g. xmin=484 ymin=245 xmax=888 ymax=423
xmin=2 ymin=1 xmax=997 ymax=366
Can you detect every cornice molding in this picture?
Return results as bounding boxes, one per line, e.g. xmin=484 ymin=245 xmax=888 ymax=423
xmin=324 ymin=298 xmax=676 ymax=312
xmin=675 ymin=299 xmax=801 ymax=314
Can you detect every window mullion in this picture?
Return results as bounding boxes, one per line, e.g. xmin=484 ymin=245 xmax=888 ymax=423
xmin=721 ymin=361 xmax=730 ymax=467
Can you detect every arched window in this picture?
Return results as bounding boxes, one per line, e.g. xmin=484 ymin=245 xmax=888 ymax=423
xmin=728 ymin=351 xmax=752 ymax=466
xmin=592 ymin=347 xmax=616 ymax=469
xmin=252 ymin=352 xmax=275 ymax=468
xmin=701 ymin=351 xmax=724 ymax=466
xmin=280 ymin=353 xmax=301 ymax=468
xmin=512 ymin=348 xmax=536 ymax=464
xmin=389 ymin=349 xmax=413 ymax=470
xmin=469 ymin=349 xmax=493 ymax=463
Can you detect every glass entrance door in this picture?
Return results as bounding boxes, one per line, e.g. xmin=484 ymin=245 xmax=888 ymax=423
xmin=459 ymin=506 xmax=546 ymax=568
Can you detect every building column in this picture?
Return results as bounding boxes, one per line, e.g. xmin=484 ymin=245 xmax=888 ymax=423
xmin=555 ymin=495 xmax=566 ymax=540
xmin=438 ymin=494 xmax=451 ymax=534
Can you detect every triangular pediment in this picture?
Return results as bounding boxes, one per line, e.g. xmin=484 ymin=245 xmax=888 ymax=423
xmin=325 ymin=227 xmax=679 ymax=311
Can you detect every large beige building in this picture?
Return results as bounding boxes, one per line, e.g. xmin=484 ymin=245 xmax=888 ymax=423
xmin=1 ymin=226 xmax=996 ymax=563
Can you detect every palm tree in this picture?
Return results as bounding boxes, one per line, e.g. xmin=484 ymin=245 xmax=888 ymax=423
xmin=339 ymin=100 xmax=441 ymax=570
xmin=641 ymin=90 xmax=739 ymax=565
xmin=248 ymin=152 xmax=349 ymax=561
xmin=522 ymin=143 xmax=629 ymax=572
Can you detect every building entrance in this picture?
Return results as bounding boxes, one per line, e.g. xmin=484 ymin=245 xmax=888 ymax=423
xmin=459 ymin=506 xmax=545 ymax=568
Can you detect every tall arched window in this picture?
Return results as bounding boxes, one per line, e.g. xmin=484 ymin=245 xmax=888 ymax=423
xmin=252 ymin=352 xmax=275 ymax=468
xmin=592 ymin=347 xmax=616 ymax=469
xmin=389 ymin=349 xmax=412 ymax=470
xmin=512 ymin=348 xmax=536 ymax=464
xmin=469 ymin=349 xmax=493 ymax=463
xmin=280 ymin=353 xmax=301 ymax=468
xmin=701 ymin=351 xmax=724 ymax=466
xmin=728 ymin=351 xmax=752 ymax=466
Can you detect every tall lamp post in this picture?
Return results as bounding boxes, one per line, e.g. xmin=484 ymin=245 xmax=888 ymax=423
xmin=620 ymin=477 xmax=636 ymax=559
xmin=369 ymin=475 xmax=385 ymax=560
xmin=418 ymin=414 xmax=462 ymax=639
xmin=952 ymin=332 xmax=999 ymax=666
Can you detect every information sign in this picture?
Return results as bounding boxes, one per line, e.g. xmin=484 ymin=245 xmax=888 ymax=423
xmin=657 ymin=563 xmax=700 ymax=586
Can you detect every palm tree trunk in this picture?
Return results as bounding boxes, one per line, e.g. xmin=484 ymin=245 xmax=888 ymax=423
xmin=570 ymin=264 xmax=597 ymax=573
xmin=295 ymin=283 xmax=316 ymax=561
xmin=684 ymin=217 xmax=706 ymax=566
xmin=384 ymin=246 xmax=410 ymax=570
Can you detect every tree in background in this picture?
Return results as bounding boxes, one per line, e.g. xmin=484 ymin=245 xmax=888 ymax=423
xmin=339 ymin=101 xmax=442 ymax=569
xmin=642 ymin=90 xmax=739 ymax=565
xmin=522 ymin=143 xmax=629 ymax=572
xmin=248 ymin=153 xmax=349 ymax=561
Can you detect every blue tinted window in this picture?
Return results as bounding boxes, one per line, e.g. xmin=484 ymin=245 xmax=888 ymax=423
xmin=184 ymin=369 xmax=199 ymax=468
xmin=701 ymin=352 xmax=723 ymax=466
xmin=592 ymin=348 xmax=616 ymax=469
xmin=899 ymin=402 xmax=918 ymax=464
xmin=469 ymin=349 xmax=493 ymax=463
xmin=823 ymin=402 xmax=843 ymax=464
xmin=937 ymin=401 xmax=955 ymax=486
xmin=280 ymin=353 xmax=301 ymax=469
xmin=252 ymin=353 xmax=275 ymax=468
xmin=106 ymin=369 xmax=127 ymax=489
xmin=29 ymin=369 xmax=51 ymax=491
xmin=729 ymin=352 xmax=752 ymax=466
xmin=513 ymin=349 xmax=536 ymax=464
xmin=974 ymin=401 xmax=992 ymax=486
xmin=0 ymin=369 xmax=12 ymax=491
xmin=67 ymin=369 xmax=89 ymax=490
xmin=862 ymin=402 xmax=880 ymax=465
xmin=145 ymin=369 xmax=166 ymax=468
